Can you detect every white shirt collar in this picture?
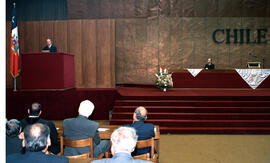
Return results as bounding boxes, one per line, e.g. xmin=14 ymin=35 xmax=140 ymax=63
xmin=28 ymin=115 xmax=39 ymax=118
xmin=115 ymin=151 xmax=131 ymax=155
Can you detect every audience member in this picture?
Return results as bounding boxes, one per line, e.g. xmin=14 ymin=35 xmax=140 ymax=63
xmin=125 ymin=106 xmax=155 ymax=156
xmin=92 ymin=127 xmax=152 ymax=163
xmin=20 ymin=102 xmax=60 ymax=154
xmin=6 ymin=119 xmax=23 ymax=155
xmin=42 ymin=38 xmax=57 ymax=52
xmin=204 ymin=58 xmax=215 ymax=69
xmin=63 ymin=100 xmax=110 ymax=158
xmin=7 ymin=123 xmax=68 ymax=163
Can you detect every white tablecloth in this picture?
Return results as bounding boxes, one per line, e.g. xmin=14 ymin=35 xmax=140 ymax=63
xmin=187 ymin=68 xmax=203 ymax=77
xmin=235 ymin=69 xmax=270 ymax=89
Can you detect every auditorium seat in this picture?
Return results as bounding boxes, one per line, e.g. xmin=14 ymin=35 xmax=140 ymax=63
xmin=66 ymin=153 xmax=90 ymax=159
xmin=136 ymin=138 xmax=158 ymax=163
xmin=59 ymin=136 xmax=95 ymax=158
xmin=133 ymin=153 xmax=150 ymax=160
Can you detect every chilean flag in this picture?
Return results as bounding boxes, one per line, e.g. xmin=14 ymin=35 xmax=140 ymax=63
xmin=10 ymin=4 xmax=20 ymax=78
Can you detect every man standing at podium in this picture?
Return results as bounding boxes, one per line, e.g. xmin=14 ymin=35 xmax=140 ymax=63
xmin=42 ymin=39 xmax=57 ymax=52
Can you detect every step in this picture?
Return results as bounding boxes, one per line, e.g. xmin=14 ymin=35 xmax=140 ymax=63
xmin=110 ymin=119 xmax=270 ymax=127
xmin=113 ymin=106 xmax=270 ymax=113
xmin=118 ymin=95 xmax=270 ymax=101
xmin=111 ymin=112 xmax=270 ymax=120
xmin=114 ymin=100 xmax=270 ymax=107
xmin=159 ymin=127 xmax=270 ymax=134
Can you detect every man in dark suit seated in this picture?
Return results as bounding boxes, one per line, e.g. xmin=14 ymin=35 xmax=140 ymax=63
xmin=204 ymin=58 xmax=215 ymax=69
xmin=92 ymin=127 xmax=152 ymax=163
xmin=6 ymin=119 xmax=23 ymax=156
xmin=125 ymin=106 xmax=155 ymax=156
xmin=42 ymin=39 xmax=57 ymax=52
xmin=20 ymin=102 xmax=60 ymax=154
xmin=7 ymin=123 xmax=68 ymax=163
xmin=63 ymin=100 xmax=110 ymax=158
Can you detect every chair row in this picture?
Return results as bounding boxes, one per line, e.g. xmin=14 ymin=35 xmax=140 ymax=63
xmin=58 ymin=135 xmax=158 ymax=162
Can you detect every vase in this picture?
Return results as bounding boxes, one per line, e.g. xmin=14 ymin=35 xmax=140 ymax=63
xmin=163 ymin=88 xmax=167 ymax=92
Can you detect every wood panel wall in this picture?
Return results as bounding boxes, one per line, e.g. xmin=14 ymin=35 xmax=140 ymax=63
xmin=6 ymin=19 xmax=115 ymax=88
xmin=67 ymin=0 xmax=270 ymax=19
xmin=115 ymin=17 xmax=270 ymax=84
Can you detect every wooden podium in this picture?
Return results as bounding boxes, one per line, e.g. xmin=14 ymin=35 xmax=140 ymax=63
xmin=21 ymin=53 xmax=75 ymax=89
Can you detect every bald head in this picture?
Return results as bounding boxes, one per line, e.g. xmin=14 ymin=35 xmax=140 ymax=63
xmin=133 ymin=106 xmax=148 ymax=121
xmin=23 ymin=123 xmax=50 ymax=152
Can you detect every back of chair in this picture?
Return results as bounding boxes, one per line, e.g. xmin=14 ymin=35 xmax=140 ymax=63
xmin=66 ymin=153 xmax=90 ymax=159
xmin=60 ymin=135 xmax=94 ymax=158
xmin=133 ymin=153 xmax=150 ymax=160
xmin=135 ymin=138 xmax=154 ymax=158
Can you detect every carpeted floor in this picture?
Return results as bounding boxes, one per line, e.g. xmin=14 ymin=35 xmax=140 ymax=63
xmin=159 ymin=134 xmax=270 ymax=163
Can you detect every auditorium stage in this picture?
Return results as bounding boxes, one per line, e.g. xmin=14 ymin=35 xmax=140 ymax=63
xmin=117 ymin=87 xmax=270 ymax=98
xmin=6 ymin=87 xmax=270 ymax=134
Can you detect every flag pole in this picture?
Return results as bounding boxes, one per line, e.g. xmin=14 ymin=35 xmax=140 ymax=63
xmin=13 ymin=77 xmax=17 ymax=92
xmin=13 ymin=2 xmax=17 ymax=92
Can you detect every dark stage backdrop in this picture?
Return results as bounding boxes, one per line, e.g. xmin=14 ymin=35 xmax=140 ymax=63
xmin=6 ymin=0 xmax=68 ymax=21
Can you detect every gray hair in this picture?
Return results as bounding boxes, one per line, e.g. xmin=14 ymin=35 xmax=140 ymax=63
xmin=78 ymin=100 xmax=95 ymax=117
xmin=6 ymin=119 xmax=21 ymax=137
xmin=24 ymin=123 xmax=50 ymax=152
xmin=135 ymin=107 xmax=147 ymax=121
xmin=111 ymin=127 xmax=138 ymax=153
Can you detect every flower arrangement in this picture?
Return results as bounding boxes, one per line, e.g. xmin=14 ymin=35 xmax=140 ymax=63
xmin=155 ymin=66 xmax=173 ymax=91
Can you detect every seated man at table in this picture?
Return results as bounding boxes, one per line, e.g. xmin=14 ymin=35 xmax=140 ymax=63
xmin=7 ymin=123 xmax=68 ymax=163
xmin=92 ymin=127 xmax=152 ymax=163
xmin=42 ymin=39 xmax=57 ymax=52
xmin=63 ymin=100 xmax=110 ymax=158
xmin=125 ymin=106 xmax=155 ymax=156
xmin=204 ymin=58 xmax=215 ymax=69
xmin=20 ymin=102 xmax=60 ymax=154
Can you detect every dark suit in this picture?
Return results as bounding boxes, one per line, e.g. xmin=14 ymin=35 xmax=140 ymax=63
xmin=20 ymin=117 xmax=60 ymax=154
xmin=92 ymin=152 xmax=152 ymax=163
xmin=42 ymin=45 xmax=57 ymax=52
xmin=6 ymin=135 xmax=23 ymax=156
xmin=63 ymin=115 xmax=110 ymax=158
xmin=6 ymin=151 xmax=68 ymax=163
xmin=204 ymin=63 xmax=215 ymax=69
xmin=125 ymin=121 xmax=155 ymax=156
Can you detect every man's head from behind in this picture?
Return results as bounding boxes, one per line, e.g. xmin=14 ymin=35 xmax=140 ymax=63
xmin=6 ymin=119 xmax=21 ymax=137
xmin=78 ymin=100 xmax=95 ymax=118
xmin=133 ymin=106 xmax=148 ymax=121
xmin=28 ymin=102 xmax=42 ymax=117
xmin=110 ymin=127 xmax=138 ymax=155
xmin=23 ymin=123 xmax=51 ymax=152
